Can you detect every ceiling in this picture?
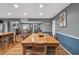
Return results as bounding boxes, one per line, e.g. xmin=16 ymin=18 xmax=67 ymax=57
xmin=0 ymin=3 xmax=70 ymax=18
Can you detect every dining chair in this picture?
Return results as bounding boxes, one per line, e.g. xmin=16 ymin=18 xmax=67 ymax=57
xmin=23 ymin=44 xmax=32 ymax=55
xmin=47 ymin=46 xmax=56 ymax=55
xmin=54 ymin=35 xmax=58 ymax=41
xmin=32 ymin=43 xmax=46 ymax=55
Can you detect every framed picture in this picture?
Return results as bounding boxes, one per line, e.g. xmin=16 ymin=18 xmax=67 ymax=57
xmin=59 ymin=10 xmax=67 ymax=27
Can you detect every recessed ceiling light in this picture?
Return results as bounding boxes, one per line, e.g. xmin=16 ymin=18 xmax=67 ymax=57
xmin=40 ymin=13 xmax=43 ymax=16
xmin=14 ymin=4 xmax=19 ymax=8
xmin=24 ymin=13 xmax=27 ymax=15
xmin=40 ymin=4 xmax=43 ymax=8
xmin=8 ymin=13 xmax=11 ymax=15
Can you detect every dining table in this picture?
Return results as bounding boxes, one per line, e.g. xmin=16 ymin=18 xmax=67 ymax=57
xmin=21 ymin=33 xmax=59 ymax=55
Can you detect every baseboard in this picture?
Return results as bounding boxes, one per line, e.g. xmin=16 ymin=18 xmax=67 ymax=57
xmin=59 ymin=44 xmax=72 ymax=55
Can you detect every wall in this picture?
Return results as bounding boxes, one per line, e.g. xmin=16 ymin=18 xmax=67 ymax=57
xmin=42 ymin=21 xmax=52 ymax=33
xmin=55 ymin=3 xmax=79 ymax=37
xmin=0 ymin=18 xmax=52 ymax=33
xmin=56 ymin=32 xmax=79 ymax=55
xmin=10 ymin=21 xmax=20 ymax=32
xmin=53 ymin=3 xmax=79 ymax=55
xmin=21 ymin=18 xmax=52 ymax=33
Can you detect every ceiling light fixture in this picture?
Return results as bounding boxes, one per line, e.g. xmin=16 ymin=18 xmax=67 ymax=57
xmin=14 ymin=4 xmax=19 ymax=8
xmin=24 ymin=13 xmax=27 ymax=15
xmin=8 ymin=13 xmax=11 ymax=15
xmin=40 ymin=4 xmax=43 ymax=8
xmin=40 ymin=13 xmax=43 ymax=16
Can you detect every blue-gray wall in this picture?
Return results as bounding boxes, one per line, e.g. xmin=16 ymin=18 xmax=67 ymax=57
xmin=21 ymin=18 xmax=52 ymax=33
xmin=55 ymin=3 xmax=79 ymax=38
xmin=53 ymin=3 xmax=79 ymax=55
xmin=0 ymin=18 xmax=52 ymax=33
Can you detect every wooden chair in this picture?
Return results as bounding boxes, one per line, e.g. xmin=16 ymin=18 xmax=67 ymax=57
xmin=23 ymin=44 xmax=32 ymax=55
xmin=47 ymin=46 xmax=56 ymax=55
xmin=32 ymin=43 xmax=46 ymax=55
xmin=54 ymin=35 xmax=58 ymax=41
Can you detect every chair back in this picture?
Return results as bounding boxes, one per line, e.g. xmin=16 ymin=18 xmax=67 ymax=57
xmin=32 ymin=43 xmax=46 ymax=55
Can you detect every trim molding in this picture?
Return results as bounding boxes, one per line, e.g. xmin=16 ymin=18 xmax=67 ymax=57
xmin=56 ymin=32 xmax=79 ymax=40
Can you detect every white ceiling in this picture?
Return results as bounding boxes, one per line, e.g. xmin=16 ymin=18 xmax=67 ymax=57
xmin=0 ymin=3 xmax=70 ymax=18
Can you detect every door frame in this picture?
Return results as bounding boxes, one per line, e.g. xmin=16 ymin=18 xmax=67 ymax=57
xmin=52 ymin=19 xmax=56 ymax=37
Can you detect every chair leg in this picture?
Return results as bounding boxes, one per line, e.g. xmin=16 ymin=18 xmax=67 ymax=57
xmin=23 ymin=48 xmax=26 ymax=55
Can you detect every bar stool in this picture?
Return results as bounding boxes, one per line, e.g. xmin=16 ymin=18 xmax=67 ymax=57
xmin=0 ymin=39 xmax=5 ymax=50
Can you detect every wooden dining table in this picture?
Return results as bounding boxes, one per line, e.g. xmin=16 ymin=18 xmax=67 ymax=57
xmin=22 ymin=33 xmax=59 ymax=55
